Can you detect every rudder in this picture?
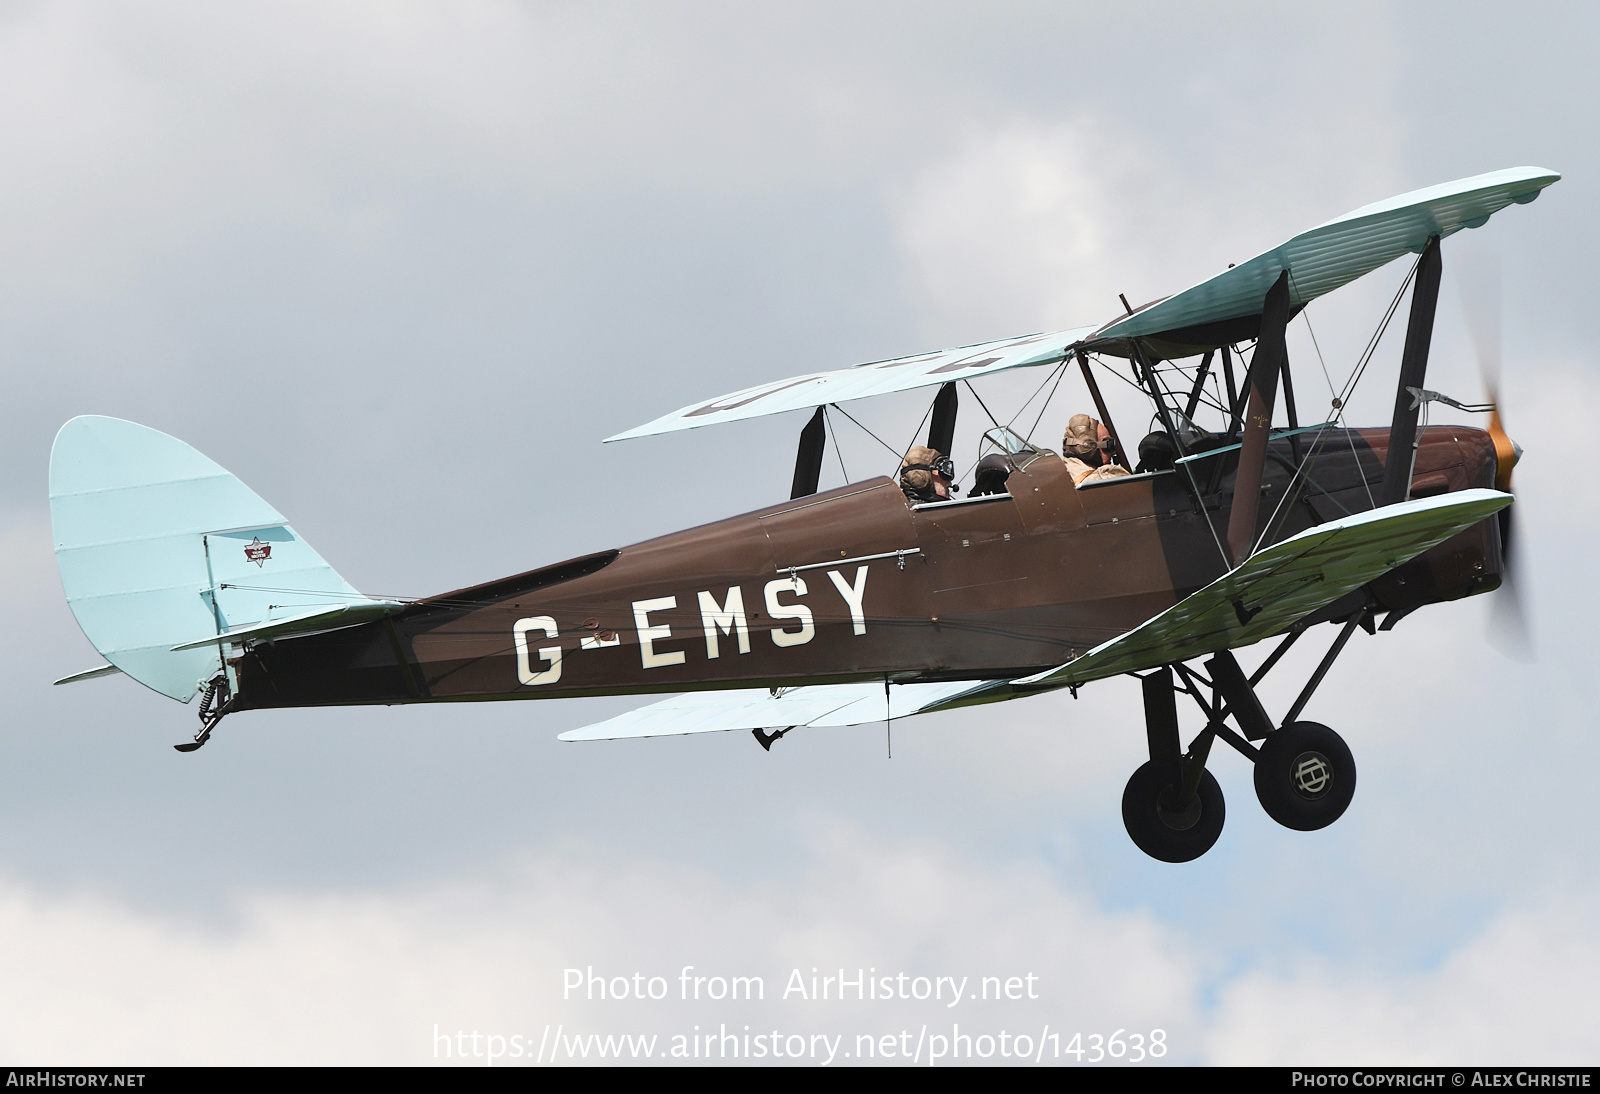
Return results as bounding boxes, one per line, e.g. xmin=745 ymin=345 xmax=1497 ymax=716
xmin=50 ymin=416 xmax=370 ymax=702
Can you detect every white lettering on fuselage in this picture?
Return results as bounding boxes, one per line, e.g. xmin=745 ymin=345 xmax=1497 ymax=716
xmin=826 ymin=566 xmax=869 ymax=635
xmin=698 ymin=587 xmax=751 ymax=659
xmin=633 ymin=597 xmax=686 ymax=669
xmin=513 ymin=616 xmax=562 ymax=685
xmin=509 ymin=566 xmax=873 ymax=684
xmin=763 ymin=577 xmax=814 ymax=647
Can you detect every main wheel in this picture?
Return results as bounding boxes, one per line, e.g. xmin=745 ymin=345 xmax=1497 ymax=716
xmin=1253 ymin=721 xmax=1356 ymax=831
xmin=1121 ymin=761 xmax=1225 ymax=862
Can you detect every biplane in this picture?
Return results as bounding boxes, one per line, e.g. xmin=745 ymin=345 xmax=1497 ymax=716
xmin=49 ymin=166 xmax=1556 ymax=861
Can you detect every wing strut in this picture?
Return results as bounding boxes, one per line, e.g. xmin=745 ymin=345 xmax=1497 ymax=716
xmin=1220 ymin=345 xmax=1240 ymax=433
xmin=790 ymin=406 xmax=826 ymax=499
xmin=1130 ymin=338 xmax=1189 ymax=459
xmin=1226 ymin=270 xmax=1291 ymax=564
xmin=927 ymin=382 xmax=958 ymax=457
xmin=1279 ymin=339 xmax=1303 ymax=465
xmin=1075 ymin=348 xmax=1127 ymax=466
xmin=1378 ymin=235 xmax=1443 ymax=506
xmin=1183 ymin=350 xmax=1215 ymax=421
xmin=1130 ymin=338 xmax=1232 ymax=565
xmin=1207 ymin=649 xmax=1276 ymax=741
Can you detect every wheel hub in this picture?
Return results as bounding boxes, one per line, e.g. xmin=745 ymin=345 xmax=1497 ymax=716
xmin=1291 ymin=751 xmax=1333 ymax=798
xmin=1155 ymin=783 xmax=1202 ymax=831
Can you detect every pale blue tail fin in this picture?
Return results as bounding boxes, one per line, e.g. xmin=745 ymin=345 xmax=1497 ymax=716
xmin=50 ymin=416 xmax=374 ymax=702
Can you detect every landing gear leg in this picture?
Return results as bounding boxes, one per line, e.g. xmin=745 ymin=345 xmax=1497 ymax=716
xmin=176 ymin=673 xmax=233 ymax=753
xmin=1122 ymin=667 xmax=1225 ymax=862
xmin=1208 ymin=638 xmax=1360 ymax=831
xmin=1123 ymin=621 xmax=1368 ymax=858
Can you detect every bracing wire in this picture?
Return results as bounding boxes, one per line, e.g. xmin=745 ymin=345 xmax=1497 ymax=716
xmin=1336 ymin=253 xmax=1420 ymax=411
xmin=1288 ymin=271 xmax=1339 ymax=405
xmin=1325 ymin=253 xmax=1422 ymax=508
xmin=1092 ymin=354 xmax=1155 ymax=396
xmin=1250 ymin=421 xmax=1342 ymax=554
xmin=829 ymin=403 xmax=903 ymax=462
xmin=962 ymin=380 xmax=1005 ymax=433
xmin=822 ymin=405 xmax=850 ymax=484
xmin=901 ymin=395 xmax=938 ymax=464
xmin=1006 ymin=356 xmax=1069 ymax=431
xmin=1023 ymin=358 xmax=1072 ymax=443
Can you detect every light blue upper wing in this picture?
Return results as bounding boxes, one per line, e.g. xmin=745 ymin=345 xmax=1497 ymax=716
xmin=609 ymin=167 xmax=1560 ymax=443
xmin=1092 ymin=166 xmax=1559 ymax=352
xmin=605 ymin=327 xmax=1096 ymax=442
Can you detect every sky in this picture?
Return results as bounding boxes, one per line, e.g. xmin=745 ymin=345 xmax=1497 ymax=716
xmin=0 ymin=0 xmax=1596 ymax=1066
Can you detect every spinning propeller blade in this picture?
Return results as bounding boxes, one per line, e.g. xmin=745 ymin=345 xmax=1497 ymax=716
xmin=1458 ymin=251 xmax=1531 ymax=658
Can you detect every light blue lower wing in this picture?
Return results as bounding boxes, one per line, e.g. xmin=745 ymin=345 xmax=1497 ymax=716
xmin=557 ymin=680 xmax=1005 ymax=742
xmin=1018 ymin=489 xmax=1513 ymax=688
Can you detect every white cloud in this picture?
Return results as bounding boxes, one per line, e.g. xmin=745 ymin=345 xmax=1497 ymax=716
xmin=2 ymin=836 xmax=1595 ymax=1065
xmin=0 ymin=831 xmax=1200 ymax=1065
xmin=3 ymin=0 xmax=1597 ymax=1071
xmin=1205 ymin=889 xmax=1600 ymax=1065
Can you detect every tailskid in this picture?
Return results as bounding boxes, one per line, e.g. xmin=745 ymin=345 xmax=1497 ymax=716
xmin=175 ymin=674 xmax=234 ymax=753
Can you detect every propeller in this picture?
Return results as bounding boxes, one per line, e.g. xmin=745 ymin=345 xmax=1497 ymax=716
xmin=1457 ymin=251 xmax=1531 ymax=658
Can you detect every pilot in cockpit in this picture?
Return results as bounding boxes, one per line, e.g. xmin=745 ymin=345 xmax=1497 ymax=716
xmin=1062 ymin=413 xmax=1132 ymax=486
xmin=900 ymin=446 xmax=956 ymax=504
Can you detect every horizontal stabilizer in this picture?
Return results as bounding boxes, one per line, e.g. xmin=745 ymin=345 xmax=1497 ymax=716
xmin=169 ymin=599 xmax=405 ymax=652
xmin=1018 ymin=490 xmax=1513 ymax=688
xmin=53 ymin=663 xmax=124 ymax=686
xmin=1090 ymin=166 xmax=1560 ymax=356
xmin=558 ymin=679 xmax=1009 ymax=742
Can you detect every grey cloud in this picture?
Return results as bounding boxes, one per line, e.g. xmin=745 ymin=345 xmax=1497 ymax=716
xmin=1 ymin=0 xmax=1597 ymax=1063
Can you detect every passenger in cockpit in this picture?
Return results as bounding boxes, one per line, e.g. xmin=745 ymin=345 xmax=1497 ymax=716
xmin=900 ymin=446 xmax=956 ymax=503
xmin=1062 ymin=413 xmax=1131 ymax=486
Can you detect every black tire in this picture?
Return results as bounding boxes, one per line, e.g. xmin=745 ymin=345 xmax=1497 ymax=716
xmin=1254 ymin=721 xmax=1356 ymax=831
xmin=1121 ymin=761 xmax=1225 ymax=863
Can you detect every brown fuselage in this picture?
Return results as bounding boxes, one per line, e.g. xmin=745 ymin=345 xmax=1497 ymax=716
xmin=231 ymin=426 xmax=1504 ymax=710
